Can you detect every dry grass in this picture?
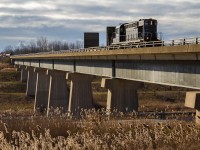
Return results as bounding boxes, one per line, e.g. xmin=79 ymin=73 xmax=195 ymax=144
xmin=0 ymin=109 xmax=198 ymax=149
xmin=93 ymin=92 xmax=107 ymax=107
xmin=1 ymin=67 xmax=17 ymax=72
xmin=0 ymin=58 xmax=14 ymax=71
xmin=0 ymin=71 xmax=21 ymax=82
xmin=0 ymin=93 xmax=34 ymax=112
xmin=0 ymin=63 xmax=10 ymax=70
xmin=0 ymin=82 xmax=26 ymax=93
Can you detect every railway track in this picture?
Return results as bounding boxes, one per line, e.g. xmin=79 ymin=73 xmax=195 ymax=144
xmin=13 ymin=36 xmax=200 ymax=56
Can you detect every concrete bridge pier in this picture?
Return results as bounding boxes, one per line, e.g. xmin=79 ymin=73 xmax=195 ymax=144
xmin=26 ymin=67 xmax=37 ymax=97
xmin=47 ymin=70 xmax=69 ymax=116
xmin=101 ymin=78 xmax=142 ymax=113
xmin=185 ymin=91 xmax=200 ymax=124
xmin=19 ymin=65 xmax=28 ymax=82
xmin=66 ymin=73 xmax=94 ymax=116
xmin=34 ymin=69 xmax=50 ymax=113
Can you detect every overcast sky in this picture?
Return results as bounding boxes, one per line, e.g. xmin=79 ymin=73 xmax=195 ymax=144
xmin=0 ymin=0 xmax=200 ymax=51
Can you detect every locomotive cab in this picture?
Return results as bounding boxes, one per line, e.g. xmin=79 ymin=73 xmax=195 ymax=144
xmin=138 ymin=19 xmax=158 ymax=41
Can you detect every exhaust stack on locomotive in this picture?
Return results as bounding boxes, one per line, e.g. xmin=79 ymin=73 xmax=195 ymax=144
xmin=107 ymin=18 xmax=160 ymax=46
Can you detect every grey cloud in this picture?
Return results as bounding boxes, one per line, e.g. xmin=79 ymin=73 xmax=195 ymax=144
xmin=0 ymin=0 xmax=200 ymax=50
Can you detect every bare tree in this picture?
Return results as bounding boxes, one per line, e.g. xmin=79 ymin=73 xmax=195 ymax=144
xmin=36 ymin=37 xmax=48 ymax=52
xmin=3 ymin=45 xmax=14 ymax=55
xmin=3 ymin=37 xmax=84 ymax=55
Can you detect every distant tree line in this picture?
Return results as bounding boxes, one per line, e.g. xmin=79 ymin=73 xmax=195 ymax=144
xmin=3 ymin=37 xmax=83 ymax=55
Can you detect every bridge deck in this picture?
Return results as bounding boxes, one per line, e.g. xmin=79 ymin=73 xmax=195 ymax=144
xmin=11 ymin=44 xmax=200 ymax=60
xmin=11 ymin=43 xmax=200 ymax=90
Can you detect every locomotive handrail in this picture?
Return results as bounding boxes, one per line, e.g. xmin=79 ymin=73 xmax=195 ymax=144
xmin=163 ymin=37 xmax=200 ymax=46
xmin=11 ymin=37 xmax=200 ymax=57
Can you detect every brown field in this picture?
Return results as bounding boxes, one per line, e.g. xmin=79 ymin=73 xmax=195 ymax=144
xmin=0 ymin=110 xmax=199 ymax=149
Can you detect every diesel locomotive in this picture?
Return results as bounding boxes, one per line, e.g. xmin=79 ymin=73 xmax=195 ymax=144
xmin=106 ymin=18 xmax=160 ymax=46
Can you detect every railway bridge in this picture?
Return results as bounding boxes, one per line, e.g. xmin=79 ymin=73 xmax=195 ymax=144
xmin=11 ymin=37 xmax=200 ymax=121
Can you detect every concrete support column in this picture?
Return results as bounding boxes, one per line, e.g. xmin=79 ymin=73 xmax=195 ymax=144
xmin=185 ymin=91 xmax=200 ymax=124
xmin=34 ymin=69 xmax=50 ymax=113
xmin=26 ymin=67 xmax=37 ymax=97
xmin=19 ymin=66 xmax=28 ymax=82
xmin=66 ymin=73 xmax=94 ymax=116
xmin=47 ymin=70 xmax=69 ymax=116
xmin=101 ymin=78 xmax=142 ymax=113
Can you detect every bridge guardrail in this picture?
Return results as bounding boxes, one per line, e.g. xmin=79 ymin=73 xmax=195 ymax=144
xmin=11 ymin=37 xmax=200 ymax=57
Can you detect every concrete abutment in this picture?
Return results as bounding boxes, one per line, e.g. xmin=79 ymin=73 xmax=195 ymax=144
xmin=101 ymin=78 xmax=142 ymax=113
xmin=185 ymin=91 xmax=200 ymax=124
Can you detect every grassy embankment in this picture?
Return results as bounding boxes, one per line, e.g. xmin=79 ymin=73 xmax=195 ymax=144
xmin=0 ymin=58 xmax=33 ymax=113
